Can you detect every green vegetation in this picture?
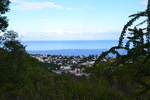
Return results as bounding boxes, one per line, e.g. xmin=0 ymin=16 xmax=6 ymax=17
xmin=0 ymin=0 xmax=150 ymax=100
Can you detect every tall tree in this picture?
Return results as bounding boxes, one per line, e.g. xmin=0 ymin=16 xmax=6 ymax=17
xmin=118 ymin=0 xmax=150 ymax=47
xmin=94 ymin=0 xmax=150 ymax=66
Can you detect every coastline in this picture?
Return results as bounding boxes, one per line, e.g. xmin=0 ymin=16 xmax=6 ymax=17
xmin=27 ymin=49 xmax=126 ymax=57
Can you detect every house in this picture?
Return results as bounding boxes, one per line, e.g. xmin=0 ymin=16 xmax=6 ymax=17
xmin=60 ymin=66 xmax=71 ymax=70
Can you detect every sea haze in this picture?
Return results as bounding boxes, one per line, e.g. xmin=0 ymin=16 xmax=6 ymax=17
xmin=21 ymin=40 xmax=126 ymax=56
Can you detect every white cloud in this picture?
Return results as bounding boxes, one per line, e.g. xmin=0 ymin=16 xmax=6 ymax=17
xmin=54 ymin=29 xmax=63 ymax=35
xmin=9 ymin=25 xmax=121 ymax=40
xmin=138 ymin=0 xmax=147 ymax=6
xmin=21 ymin=29 xmax=120 ymax=40
xmin=11 ymin=1 xmax=62 ymax=11
xmin=10 ymin=0 xmax=24 ymax=3
xmin=66 ymin=8 xmax=83 ymax=10
xmin=11 ymin=1 xmax=83 ymax=11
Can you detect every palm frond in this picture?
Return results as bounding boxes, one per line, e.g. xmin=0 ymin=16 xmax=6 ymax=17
xmin=129 ymin=11 xmax=146 ymax=17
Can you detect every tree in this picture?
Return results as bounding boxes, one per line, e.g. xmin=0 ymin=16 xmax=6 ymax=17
xmin=0 ymin=0 xmax=10 ymax=32
xmin=94 ymin=0 xmax=150 ymax=66
xmin=92 ymin=0 xmax=150 ymax=96
xmin=0 ymin=30 xmax=26 ymax=52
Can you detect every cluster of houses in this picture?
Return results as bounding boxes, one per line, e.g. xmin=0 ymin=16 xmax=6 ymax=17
xmin=31 ymin=54 xmax=116 ymax=76
xmin=31 ymin=54 xmax=98 ymax=76
xmin=31 ymin=54 xmax=97 ymax=66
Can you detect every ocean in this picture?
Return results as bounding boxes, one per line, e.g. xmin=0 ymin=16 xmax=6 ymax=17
xmin=21 ymin=40 xmax=126 ymax=57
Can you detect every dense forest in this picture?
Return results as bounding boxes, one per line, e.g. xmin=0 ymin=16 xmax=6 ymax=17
xmin=0 ymin=0 xmax=150 ymax=100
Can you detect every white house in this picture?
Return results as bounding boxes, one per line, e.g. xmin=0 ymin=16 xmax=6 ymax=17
xmin=60 ymin=66 xmax=71 ymax=70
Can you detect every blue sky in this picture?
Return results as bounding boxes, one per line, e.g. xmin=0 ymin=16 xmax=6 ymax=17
xmin=5 ymin=0 xmax=148 ymax=40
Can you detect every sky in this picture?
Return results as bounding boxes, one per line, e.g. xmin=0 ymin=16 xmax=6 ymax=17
xmin=4 ymin=0 xmax=148 ymax=40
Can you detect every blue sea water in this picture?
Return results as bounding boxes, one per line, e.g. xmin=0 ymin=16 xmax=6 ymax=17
xmin=21 ymin=40 xmax=126 ymax=56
